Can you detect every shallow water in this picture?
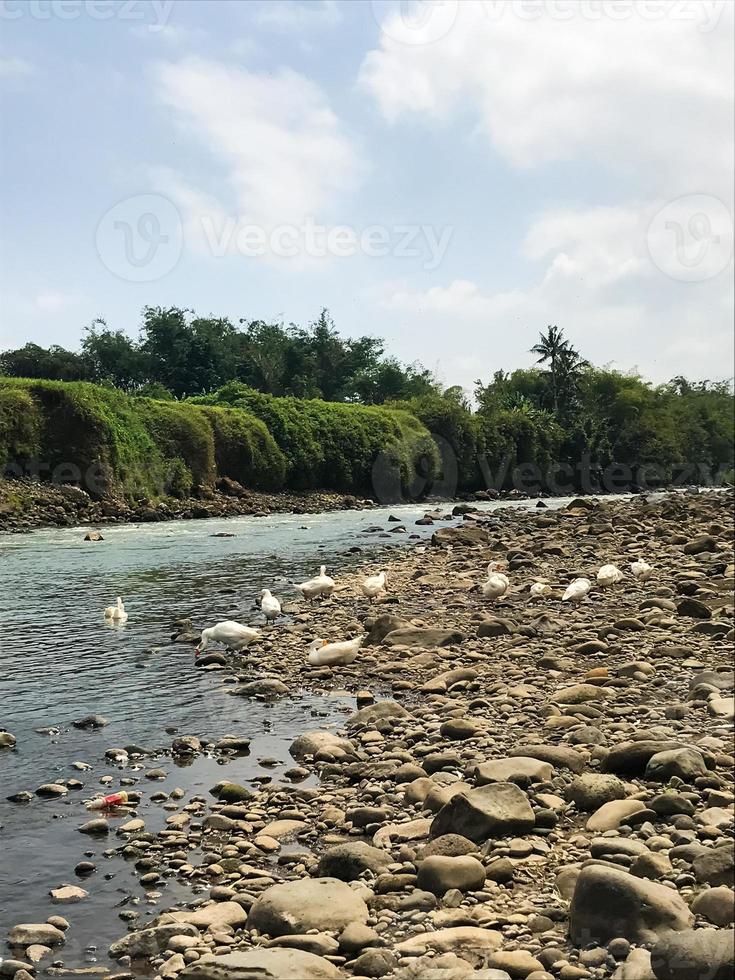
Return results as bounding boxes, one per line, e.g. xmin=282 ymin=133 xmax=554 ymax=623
xmin=0 ymin=494 xmax=603 ymax=967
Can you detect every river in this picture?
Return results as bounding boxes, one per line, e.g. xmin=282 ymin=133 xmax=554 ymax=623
xmin=0 ymin=494 xmax=613 ymax=970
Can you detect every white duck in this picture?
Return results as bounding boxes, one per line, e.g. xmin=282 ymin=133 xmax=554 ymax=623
xmin=630 ymin=559 xmax=653 ymax=582
xmin=562 ymin=577 xmax=591 ymax=603
xmin=530 ymin=581 xmax=553 ymax=599
xmin=196 ymin=621 xmax=260 ymax=656
xmin=307 ymin=636 xmax=362 ymax=667
xmin=361 ymin=570 xmax=387 ymax=600
xmin=295 ymin=565 xmax=335 ymax=601
xmin=103 ymin=597 xmax=127 ymax=621
xmin=259 ymin=589 xmax=282 ymax=622
xmin=481 ymin=561 xmax=509 ymax=601
xmin=597 ymin=564 xmax=625 ymax=587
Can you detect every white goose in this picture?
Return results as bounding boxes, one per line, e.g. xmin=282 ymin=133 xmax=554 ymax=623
xmin=530 ymin=581 xmax=553 ymax=599
xmin=361 ymin=570 xmax=387 ymax=600
xmin=103 ymin=597 xmax=127 ymax=622
xmin=562 ymin=577 xmax=591 ymax=603
xmin=307 ymin=636 xmax=363 ymax=667
xmin=196 ymin=621 xmax=260 ymax=656
xmin=597 ymin=564 xmax=625 ymax=587
xmin=295 ymin=565 xmax=335 ymax=601
xmin=259 ymin=589 xmax=282 ymax=622
xmin=630 ymin=559 xmax=653 ymax=581
xmin=481 ymin=561 xmax=509 ymax=601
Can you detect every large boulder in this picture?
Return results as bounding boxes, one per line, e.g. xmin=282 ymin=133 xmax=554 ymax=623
xmin=246 ymin=878 xmax=368 ymax=937
xmin=651 ymin=929 xmax=734 ymax=980
xmin=602 ymin=740 xmax=689 ymax=775
xmin=474 ymin=756 xmax=553 ymax=785
xmin=289 ymin=731 xmax=356 ymax=761
xmin=430 ymin=783 xmax=535 ymax=842
xmin=316 ymin=842 xmax=391 ymax=881
xmin=693 ymin=844 xmax=734 ymax=886
xmin=169 ymin=902 xmax=248 ymax=929
xmin=569 ymin=866 xmax=694 ymax=944
xmin=567 ymin=773 xmax=628 ymax=811
xmin=8 ymin=923 xmax=66 ymax=947
xmin=416 ymin=855 xmax=486 ymax=895
xmin=179 ymin=948 xmax=343 ymax=979
xmin=362 ymin=615 xmax=410 ymax=646
xmin=645 ymin=748 xmax=707 ymax=782
xmin=431 ymin=526 xmax=491 ymax=547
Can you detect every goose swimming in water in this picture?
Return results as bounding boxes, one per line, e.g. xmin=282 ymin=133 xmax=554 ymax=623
xmin=295 ymin=565 xmax=335 ymax=600
xmin=103 ymin=597 xmax=127 ymax=621
xmin=196 ymin=621 xmax=260 ymax=656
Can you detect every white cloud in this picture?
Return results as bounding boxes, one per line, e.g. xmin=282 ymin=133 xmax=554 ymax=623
xmin=360 ymin=2 xmax=733 ymax=199
xmin=154 ymin=57 xmax=363 ymax=231
xmin=382 ymin=201 xmax=734 ymax=388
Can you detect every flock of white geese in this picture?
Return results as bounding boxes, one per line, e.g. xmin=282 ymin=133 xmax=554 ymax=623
xmin=103 ymin=558 xmax=653 ymax=667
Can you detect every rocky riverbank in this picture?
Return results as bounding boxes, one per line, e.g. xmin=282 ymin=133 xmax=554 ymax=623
xmin=0 ymin=477 xmax=376 ymax=533
xmin=2 ymin=490 xmax=734 ymax=980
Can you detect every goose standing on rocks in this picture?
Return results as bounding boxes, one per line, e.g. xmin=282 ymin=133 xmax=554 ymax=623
xmin=630 ymin=559 xmax=653 ymax=581
xmin=597 ymin=563 xmax=625 ymax=586
xmin=259 ymin=589 xmax=281 ymax=623
xmin=307 ymin=636 xmax=363 ymax=666
xmin=562 ymin=577 xmax=591 ymax=603
xmin=361 ymin=570 xmax=387 ymax=601
xmin=103 ymin=597 xmax=127 ymax=622
xmin=196 ymin=621 xmax=259 ymax=656
xmin=481 ymin=561 xmax=509 ymax=601
xmin=295 ymin=565 xmax=335 ymax=601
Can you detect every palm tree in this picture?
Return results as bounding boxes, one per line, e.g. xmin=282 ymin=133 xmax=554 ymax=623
xmin=531 ymin=325 xmax=571 ymax=417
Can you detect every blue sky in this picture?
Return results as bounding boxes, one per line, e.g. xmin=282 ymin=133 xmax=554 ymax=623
xmin=1 ymin=0 xmax=733 ymax=392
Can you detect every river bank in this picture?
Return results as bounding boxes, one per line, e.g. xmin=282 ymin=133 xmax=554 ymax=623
xmin=1 ymin=490 xmax=733 ymax=980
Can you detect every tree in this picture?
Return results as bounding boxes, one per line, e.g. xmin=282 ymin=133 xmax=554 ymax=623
xmin=530 ymin=325 xmax=588 ymax=420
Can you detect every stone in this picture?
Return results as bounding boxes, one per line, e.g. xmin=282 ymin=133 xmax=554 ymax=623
xmin=170 ymin=902 xmax=248 ymax=929
xmin=78 ymin=818 xmax=109 ymax=835
xmin=645 ymin=748 xmax=707 ymax=782
xmin=432 ymin=525 xmax=491 ymax=547
xmin=611 ymin=948 xmax=655 ymax=980
xmin=72 ymin=714 xmax=108 ymax=729
xmin=382 ymin=626 xmax=464 ymax=648
xmin=395 ymin=926 xmax=503 ymax=958
xmin=49 ymin=885 xmax=88 ymax=903
xmin=179 ymin=948 xmax=343 ymax=979
xmin=431 ymin=783 xmax=535 ymax=842
xmin=7 ymin=923 xmax=66 ymax=947
xmin=477 ymin=617 xmax=516 ymax=637
xmin=488 ymin=950 xmax=546 ymax=978
xmin=416 ymin=855 xmax=486 ymax=895
xmin=682 ymin=534 xmax=717 ymax=554
xmin=586 ymin=799 xmax=646 ymax=832
xmin=109 ymin=923 xmax=199 ymax=959
xmin=346 ymin=701 xmax=412 ymax=728
xmin=475 ymin=757 xmax=553 ymax=785
xmin=351 ymin=949 xmax=398 ymax=977
xmin=289 ymin=731 xmax=356 ymax=760
xmin=569 ymin=866 xmax=694 ymax=944
xmin=691 ymin=886 xmax=735 ymax=925
xmin=246 ymin=878 xmax=368 ymax=936
xmin=509 ymin=744 xmax=586 ymax=772
xmin=553 ymin=684 xmax=612 ymax=704
xmin=693 ymin=845 xmax=734 ymax=887
xmin=567 ymin=774 xmax=627 ymax=811
xmin=440 ymin=718 xmax=482 ymax=740
xmin=316 ymin=842 xmax=391 ymax=881
xmin=35 ymin=784 xmax=68 ymax=798
xmin=602 ymin=740 xmax=684 ymax=775
xmin=651 ymin=929 xmax=734 ymax=980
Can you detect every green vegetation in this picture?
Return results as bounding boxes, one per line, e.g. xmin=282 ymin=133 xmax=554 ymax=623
xmin=0 ymin=318 xmax=732 ymax=501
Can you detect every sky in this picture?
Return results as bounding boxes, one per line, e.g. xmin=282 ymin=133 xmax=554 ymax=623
xmin=0 ymin=0 xmax=733 ymax=393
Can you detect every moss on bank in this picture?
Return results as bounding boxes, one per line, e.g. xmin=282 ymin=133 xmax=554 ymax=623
xmin=0 ymin=378 xmax=437 ymax=502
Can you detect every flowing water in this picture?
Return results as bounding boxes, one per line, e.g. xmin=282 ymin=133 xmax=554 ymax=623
xmin=0 ymin=494 xmax=608 ymax=969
